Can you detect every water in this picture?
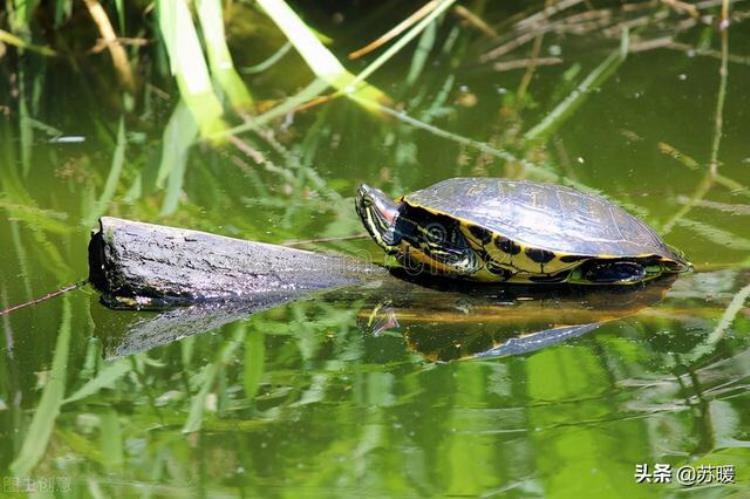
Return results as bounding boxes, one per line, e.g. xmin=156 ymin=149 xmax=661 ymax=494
xmin=1 ymin=2 xmax=749 ymax=496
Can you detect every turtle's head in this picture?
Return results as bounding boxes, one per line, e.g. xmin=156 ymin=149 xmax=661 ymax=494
xmin=356 ymin=184 xmax=401 ymax=253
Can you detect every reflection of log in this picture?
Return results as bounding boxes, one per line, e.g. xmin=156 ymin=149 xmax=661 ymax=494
xmin=88 ymin=217 xmax=388 ymax=308
xmin=102 ymin=290 xmax=312 ymax=358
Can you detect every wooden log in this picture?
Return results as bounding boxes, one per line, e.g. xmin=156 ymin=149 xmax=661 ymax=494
xmin=88 ymin=217 xmax=388 ymax=308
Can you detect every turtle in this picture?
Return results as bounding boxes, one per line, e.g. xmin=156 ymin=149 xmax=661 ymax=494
xmin=355 ymin=178 xmax=691 ymax=285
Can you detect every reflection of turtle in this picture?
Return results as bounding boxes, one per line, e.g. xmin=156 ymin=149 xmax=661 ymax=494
xmin=356 ymin=178 xmax=690 ymax=285
xmin=359 ymin=275 xmax=676 ymax=362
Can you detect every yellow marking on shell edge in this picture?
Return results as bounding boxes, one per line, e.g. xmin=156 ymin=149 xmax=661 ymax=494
xmin=460 ymin=224 xmax=584 ymax=277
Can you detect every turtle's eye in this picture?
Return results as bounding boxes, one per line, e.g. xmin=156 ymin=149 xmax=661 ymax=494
xmin=425 ymin=223 xmax=447 ymax=243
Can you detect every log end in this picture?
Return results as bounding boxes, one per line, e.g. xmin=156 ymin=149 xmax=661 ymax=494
xmin=88 ymin=219 xmax=111 ymax=294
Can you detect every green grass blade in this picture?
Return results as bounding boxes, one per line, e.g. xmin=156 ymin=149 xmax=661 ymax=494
xmin=114 ymin=0 xmax=126 ymax=35
xmin=122 ymin=172 xmax=142 ymax=203
xmin=256 ymin=0 xmax=389 ymax=110
xmin=18 ymin=71 xmax=32 ymax=176
xmin=708 ymin=282 xmax=750 ymax=343
xmin=83 ymin=117 xmax=127 ymax=228
xmin=53 ymin=0 xmax=74 ymax=28
xmin=244 ymin=331 xmax=265 ymax=399
xmin=100 ymin=408 xmax=124 ymax=470
xmin=158 ymin=100 xmax=199 ymax=214
xmin=223 ymin=3 xmax=471 ymax=149
xmin=161 ymin=152 xmax=189 ymax=215
xmin=156 ymin=100 xmax=198 ymax=188
xmin=256 ymin=0 xmax=347 ymax=81
xmin=183 ymin=326 xmax=245 ymax=433
xmin=350 ymin=0 xmax=455 ymax=91
xmin=676 ymin=218 xmax=750 ymax=251
xmin=63 ymin=359 xmax=132 ymax=405
xmin=10 ymin=297 xmax=72 ymax=476
xmin=10 ymin=0 xmax=40 ymax=33
xmin=241 ymin=42 xmax=292 ymax=74
xmin=406 ymin=17 xmax=438 ymax=87
xmin=9 ymin=221 xmax=33 ymax=300
xmin=0 ymin=29 xmax=56 ymax=56
xmin=524 ymin=29 xmax=630 ymax=143
xmin=0 ymin=196 xmax=70 ymax=234
xmin=709 ymin=16 xmax=729 ymax=175
xmin=195 ymin=0 xmax=253 ymax=110
xmin=156 ymin=0 xmax=227 ymax=138
xmin=218 ymin=78 xmax=329 ymax=139
xmin=0 ymin=166 xmax=73 ymax=280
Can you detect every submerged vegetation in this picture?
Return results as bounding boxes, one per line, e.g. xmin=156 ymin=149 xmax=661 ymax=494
xmin=1 ymin=0 xmax=750 ymax=496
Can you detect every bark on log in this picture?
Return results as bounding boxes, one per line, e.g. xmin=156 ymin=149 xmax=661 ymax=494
xmin=88 ymin=217 xmax=387 ymax=307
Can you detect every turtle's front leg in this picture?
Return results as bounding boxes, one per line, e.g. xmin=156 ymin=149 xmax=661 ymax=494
xmin=583 ymin=261 xmax=647 ymax=284
xmin=451 ymin=246 xmax=484 ymax=276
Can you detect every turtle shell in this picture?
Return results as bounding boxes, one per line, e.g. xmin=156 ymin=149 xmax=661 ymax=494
xmin=401 ymin=178 xmax=684 ymax=262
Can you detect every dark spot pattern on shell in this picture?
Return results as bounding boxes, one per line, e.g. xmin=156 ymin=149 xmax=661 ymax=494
xmin=494 ymin=236 xmax=521 ymax=255
xmin=468 ymin=224 xmax=492 ymax=244
xmin=486 ymin=265 xmax=514 ymax=280
xmin=525 ymin=248 xmax=555 ymax=264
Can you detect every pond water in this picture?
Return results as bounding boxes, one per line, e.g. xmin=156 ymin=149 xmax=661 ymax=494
xmin=1 ymin=2 xmax=749 ymax=497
